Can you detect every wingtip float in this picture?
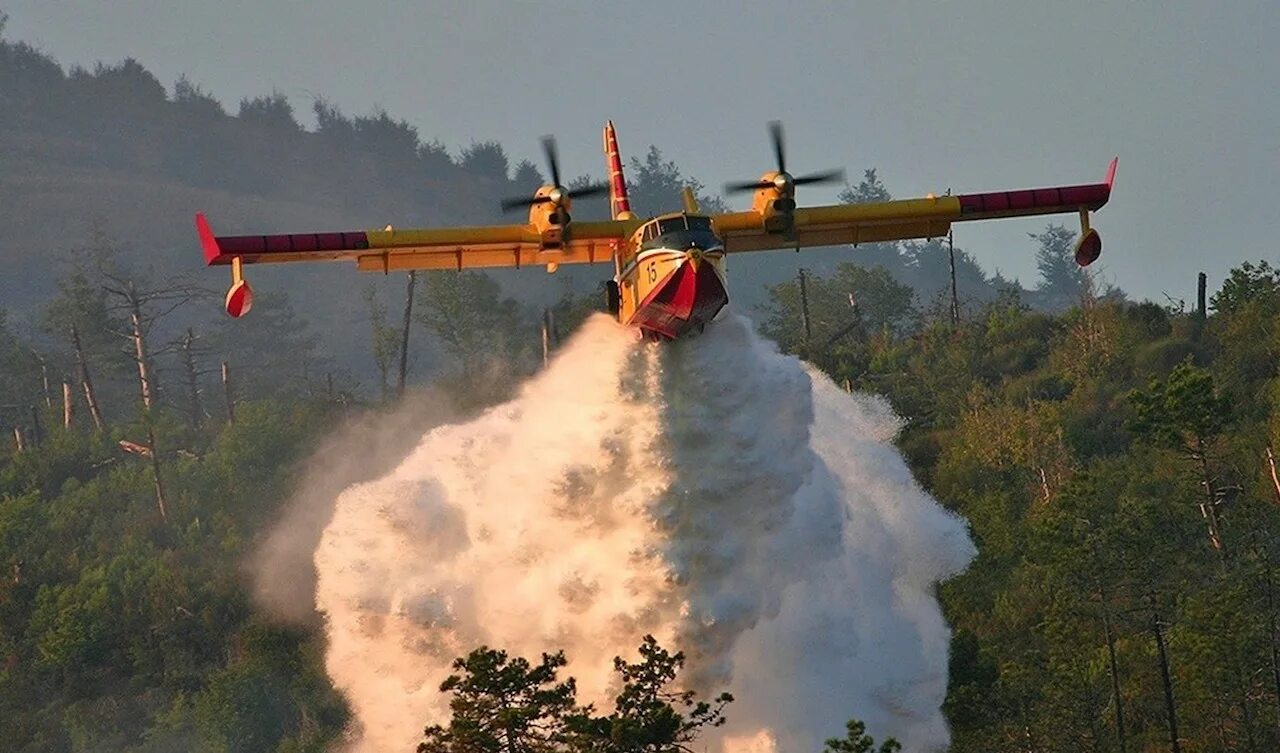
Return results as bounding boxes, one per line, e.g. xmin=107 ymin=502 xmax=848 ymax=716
xmin=196 ymin=123 xmax=1116 ymax=340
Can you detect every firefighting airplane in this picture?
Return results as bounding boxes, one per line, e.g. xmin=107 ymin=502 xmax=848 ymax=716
xmin=196 ymin=121 xmax=1116 ymax=340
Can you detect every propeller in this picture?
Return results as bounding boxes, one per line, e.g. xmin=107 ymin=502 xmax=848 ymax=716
xmin=724 ymin=121 xmax=845 ymax=197
xmin=501 ymin=135 xmax=610 ymax=213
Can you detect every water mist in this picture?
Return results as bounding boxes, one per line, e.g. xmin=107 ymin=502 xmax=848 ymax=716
xmin=309 ymin=312 xmax=975 ymax=752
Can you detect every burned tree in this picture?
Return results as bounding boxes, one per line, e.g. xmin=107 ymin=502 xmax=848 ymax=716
xmin=101 ymin=272 xmax=209 ymax=521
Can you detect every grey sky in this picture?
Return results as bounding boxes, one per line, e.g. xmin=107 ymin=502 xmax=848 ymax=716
xmin=6 ymin=0 xmax=1277 ymax=302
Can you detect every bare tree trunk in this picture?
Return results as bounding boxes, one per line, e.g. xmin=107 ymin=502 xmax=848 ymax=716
xmin=125 ymin=281 xmax=155 ymax=412
xmin=28 ymin=405 xmax=42 ymax=446
xmin=947 ymin=227 xmax=960 ymax=327
xmin=541 ymin=313 xmax=550 ymax=368
xmin=70 ymin=324 xmax=105 ymax=431
xmin=541 ymin=308 xmax=558 ymax=368
xmin=1266 ymin=446 xmax=1280 ymax=505
xmin=397 ymin=271 xmax=416 ymax=397
xmin=62 ymin=382 xmax=74 ymax=428
xmin=1100 ymin=584 xmax=1127 ymax=753
xmin=146 ymin=422 xmax=168 ymax=521
xmin=221 ymin=361 xmax=235 ymax=425
xmin=1239 ymin=673 xmax=1259 ymax=753
xmin=798 ymin=268 xmax=812 ymax=346
xmin=1195 ymin=438 xmax=1223 ymax=552
xmin=34 ymin=352 xmax=52 ymax=408
xmin=180 ymin=329 xmax=203 ymax=429
xmin=120 ymin=281 xmax=168 ymax=521
xmin=1265 ymin=563 xmax=1280 ymax=741
xmin=12 ymin=427 xmax=25 ymax=453
xmin=1152 ymin=612 xmax=1182 ymax=753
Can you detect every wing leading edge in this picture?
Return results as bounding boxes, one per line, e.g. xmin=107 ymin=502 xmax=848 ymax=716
xmin=196 ymin=214 xmax=634 ymax=272
xmin=712 ymin=158 xmax=1117 ymax=254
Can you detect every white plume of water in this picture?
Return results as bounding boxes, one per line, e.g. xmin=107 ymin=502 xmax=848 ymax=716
xmin=313 ymin=312 xmax=975 ymax=752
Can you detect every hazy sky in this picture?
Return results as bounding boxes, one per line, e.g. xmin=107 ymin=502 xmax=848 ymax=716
xmin=7 ymin=1 xmax=1277 ymax=302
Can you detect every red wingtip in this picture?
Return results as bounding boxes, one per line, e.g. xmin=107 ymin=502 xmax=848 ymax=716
xmin=1105 ymin=157 xmax=1118 ymax=189
xmin=195 ymin=212 xmax=223 ymax=265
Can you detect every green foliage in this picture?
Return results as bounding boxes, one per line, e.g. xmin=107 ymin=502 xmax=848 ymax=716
xmin=459 ymin=140 xmax=510 ymax=181
xmin=420 ymin=648 xmax=577 ymax=753
xmin=837 ymin=168 xmax=891 ymax=204
xmin=760 ymin=263 xmax=916 ymax=378
xmin=1127 ymin=358 xmax=1230 ymax=454
xmin=1210 ymin=260 xmax=1280 ymax=317
xmin=571 ymin=636 xmax=733 ymax=753
xmin=237 ymin=91 xmax=300 ymax=132
xmin=0 ymin=302 xmax=349 ymax=751
xmin=626 ymin=146 xmax=725 ymax=217
xmin=1032 ymin=224 xmax=1090 ymax=303
xmin=822 ymin=718 xmax=900 ymax=753
xmin=363 ymin=285 xmax=401 ymax=398
xmin=421 ymin=636 xmax=732 ymax=753
xmin=765 ymin=258 xmax=1280 ymax=752
xmin=416 ymin=271 xmax=535 ymax=405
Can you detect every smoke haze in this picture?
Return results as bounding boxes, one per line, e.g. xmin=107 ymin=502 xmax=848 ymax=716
xmin=299 ymin=313 xmax=974 ymax=752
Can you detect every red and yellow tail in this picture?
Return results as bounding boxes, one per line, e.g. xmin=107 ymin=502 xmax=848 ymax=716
xmin=603 ymin=120 xmax=633 ymax=220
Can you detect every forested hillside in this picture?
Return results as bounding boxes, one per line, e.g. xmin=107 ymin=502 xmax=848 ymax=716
xmin=761 ymin=260 xmax=1280 ymax=752
xmin=6 ymin=246 xmax=1279 ymax=752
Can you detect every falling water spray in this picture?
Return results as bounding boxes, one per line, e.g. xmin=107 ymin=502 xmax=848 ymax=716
xmin=308 ymin=312 xmax=974 ymax=752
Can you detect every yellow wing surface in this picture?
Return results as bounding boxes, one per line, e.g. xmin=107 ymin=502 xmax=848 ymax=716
xmin=196 ymin=214 xmax=636 ymax=272
xmin=709 ymin=158 xmax=1117 ymax=254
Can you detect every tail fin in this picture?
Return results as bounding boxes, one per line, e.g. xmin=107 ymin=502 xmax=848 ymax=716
xmin=603 ymin=120 xmax=633 ymax=220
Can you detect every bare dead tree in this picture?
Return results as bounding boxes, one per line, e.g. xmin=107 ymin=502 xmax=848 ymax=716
xmin=32 ymin=350 xmax=52 ymax=408
xmin=28 ymin=405 xmax=42 ymax=446
xmin=69 ymin=323 xmax=106 ymax=432
xmin=398 ymin=271 xmax=416 ymax=397
xmin=100 ymin=273 xmax=210 ymax=522
xmin=62 ymin=381 xmax=74 ymax=428
xmin=180 ymin=329 xmax=204 ymax=429
xmin=1266 ymin=447 xmax=1280 ymax=505
xmin=222 ymin=361 xmax=235 ymax=425
xmin=797 ymin=267 xmax=813 ymax=345
xmin=1152 ymin=612 xmax=1183 ymax=753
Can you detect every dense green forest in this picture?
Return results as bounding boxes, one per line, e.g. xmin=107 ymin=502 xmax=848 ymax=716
xmin=7 ymin=17 xmax=1280 ymax=753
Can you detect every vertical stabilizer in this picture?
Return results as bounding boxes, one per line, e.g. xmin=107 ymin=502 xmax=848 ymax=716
xmin=603 ymin=121 xmax=634 ymax=220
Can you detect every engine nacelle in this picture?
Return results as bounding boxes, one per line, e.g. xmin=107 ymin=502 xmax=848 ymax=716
xmin=527 ymin=185 xmax=572 ymax=248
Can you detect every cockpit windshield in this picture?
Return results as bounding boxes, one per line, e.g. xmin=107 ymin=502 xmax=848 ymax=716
xmin=637 ymin=214 xmax=720 ymax=250
xmin=657 ymin=217 xmax=686 ymax=235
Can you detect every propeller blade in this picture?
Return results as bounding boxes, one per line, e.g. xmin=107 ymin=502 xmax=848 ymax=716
xmin=793 ymin=169 xmax=846 ymax=186
xmin=567 ymin=182 xmax=610 ymax=200
xmin=768 ymin=121 xmax=786 ymax=175
xmin=500 ymin=194 xmax=553 ymax=213
xmin=724 ymin=179 xmax=775 ymax=194
xmin=541 ymin=135 xmax=561 ymax=189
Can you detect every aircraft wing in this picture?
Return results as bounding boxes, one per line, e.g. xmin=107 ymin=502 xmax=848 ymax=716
xmin=196 ymin=213 xmax=632 ymax=272
xmin=710 ymin=158 xmax=1117 ymax=254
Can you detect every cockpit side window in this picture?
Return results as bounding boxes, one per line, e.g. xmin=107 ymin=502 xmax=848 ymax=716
xmin=686 ymin=216 xmax=712 ymax=231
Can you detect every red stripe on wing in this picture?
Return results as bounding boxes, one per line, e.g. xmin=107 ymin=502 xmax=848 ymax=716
xmin=195 ymin=214 xmax=370 ymax=265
